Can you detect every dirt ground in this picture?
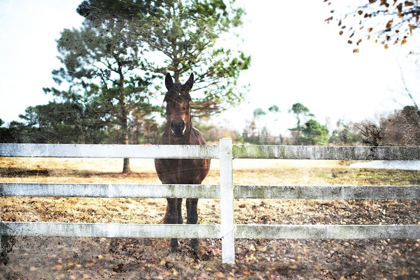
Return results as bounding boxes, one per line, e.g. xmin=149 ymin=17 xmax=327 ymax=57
xmin=0 ymin=158 xmax=419 ymax=279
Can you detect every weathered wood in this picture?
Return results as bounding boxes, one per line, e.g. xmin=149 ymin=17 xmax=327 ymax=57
xmin=0 ymin=183 xmax=220 ymax=199
xmin=3 ymin=143 xmax=420 ymax=160
xmin=232 ymin=145 xmax=420 ymax=160
xmin=0 ymin=144 xmax=219 ymax=159
xmin=235 ymin=224 xmax=420 ymax=239
xmin=0 ymin=222 xmax=220 ymax=239
xmin=220 ymin=138 xmax=235 ymax=264
xmin=234 ymin=185 xmax=420 ymax=200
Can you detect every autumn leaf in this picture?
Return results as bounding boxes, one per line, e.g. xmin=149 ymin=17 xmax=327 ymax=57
xmin=214 ymin=271 xmax=226 ymax=278
xmin=386 ymin=19 xmax=393 ymax=29
xmin=409 ymin=24 xmax=417 ymax=34
xmin=353 ymin=49 xmax=360 ymax=53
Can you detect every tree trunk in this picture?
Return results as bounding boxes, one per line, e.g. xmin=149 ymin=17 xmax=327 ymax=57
xmin=117 ymin=61 xmax=131 ymax=173
xmin=123 ymin=157 xmax=130 ymax=173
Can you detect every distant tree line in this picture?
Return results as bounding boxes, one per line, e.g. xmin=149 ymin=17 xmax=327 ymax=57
xmin=238 ymin=103 xmax=420 ymax=146
xmin=242 ymin=103 xmax=330 ymax=146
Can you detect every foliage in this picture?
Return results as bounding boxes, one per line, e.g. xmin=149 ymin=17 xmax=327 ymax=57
xmin=300 ymin=119 xmax=329 ymax=145
xmin=330 ymin=128 xmax=355 ymax=145
xmin=325 ymin=0 xmax=420 ymax=52
xmin=45 ymin=2 xmax=161 ymax=147
xmin=77 ymin=0 xmax=251 ymax=117
xmin=288 ymin=103 xmax=315 ymax=144
xmin=289 ymin=103 xmax=314 ymax=131
xmin=253 ymin=108 xmax=266 ymax=117
xmin=42 ymin=0 xmax=250 ymax=172
xmin=268 ymin=105 xmax=280 ymax=113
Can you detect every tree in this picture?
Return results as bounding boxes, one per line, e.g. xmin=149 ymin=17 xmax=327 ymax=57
xmin=354 ymin=120 xmax=383 ymax=146
xmin=78 ymin=0 xmax=251 ymax=117
xmin=325 ymin=0 xmax=420 ymax=52
xmin=46 ymin=1 xmax=164 ymax=172
xmin=380 ymin=105 xmax=420 ymax=145
xmin=268 ymin=105 xmax=280 ymax=113
xmin=48 ymin=0 xmax=250 ymax=173
xmin=300 ymin=119 xmax=329 ymax=145
xmin=0 ymin=119 xmax=13 ymax=143
xmin=289 ymin=103 xmax=314 ymax=131
xmin=15 ymin=101 xmax=109 ymax=144
xmin=288 ymin=103 xmax=314 ymax=144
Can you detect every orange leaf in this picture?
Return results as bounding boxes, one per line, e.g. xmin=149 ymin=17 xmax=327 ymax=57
xmin=386 ymin=19 xmax=393 ymax=29
xmin=353 ymin=49 xmax=359 ymax=53
xmin=214 ymin=272 xmax=225 ymax=278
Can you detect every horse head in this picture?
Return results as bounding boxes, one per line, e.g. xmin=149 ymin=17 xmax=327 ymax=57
xmin=164 ymin=73 xmax=194 ymax=138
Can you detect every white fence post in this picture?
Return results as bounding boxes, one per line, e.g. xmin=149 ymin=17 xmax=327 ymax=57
xmin=219 ymin=138 xmax=235 ymax=264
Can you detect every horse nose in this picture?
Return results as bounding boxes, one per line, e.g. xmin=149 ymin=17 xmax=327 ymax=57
xmin=171 ymin=120 xmax=185 ymax=136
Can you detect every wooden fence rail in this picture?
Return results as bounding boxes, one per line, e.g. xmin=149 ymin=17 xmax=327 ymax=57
xmin=1 ymin=139 xmax=419 ymax=264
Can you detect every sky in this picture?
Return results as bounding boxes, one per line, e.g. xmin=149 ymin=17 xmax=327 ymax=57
xmin=1 ymin=0 xmax=419 ymax=136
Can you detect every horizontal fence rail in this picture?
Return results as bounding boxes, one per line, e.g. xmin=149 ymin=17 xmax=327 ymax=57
xmin=2 ymin=183 xmax=419 ymax=200
xmin=232 ymin=145 xmax=420 ymax=160
xmin=0 ymin=183 xmax=220 ymax=199
xmin=235 ymin=224 xmax=420 ymax=239
xmin=0 ymin=143 xmax=220 ymax=159
xmin=1 ymin=140 xmax=419 ymax=264
xmin=2 ymin=223 xmax=417 ymax=240
xmin=2 ymin=143 xmax=420 ymax=160
xmin=0 ymin=222 xmax=220 ymax=239
xmin=234 ymin=185 xmax=420 ymax=200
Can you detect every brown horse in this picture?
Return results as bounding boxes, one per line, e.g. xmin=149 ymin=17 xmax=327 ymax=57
xmin=154 ymin=73 xmax=210 ymax=252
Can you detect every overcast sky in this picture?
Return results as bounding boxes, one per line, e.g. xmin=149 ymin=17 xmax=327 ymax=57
xmin=1 ymin=0 xmax=419 ymax=136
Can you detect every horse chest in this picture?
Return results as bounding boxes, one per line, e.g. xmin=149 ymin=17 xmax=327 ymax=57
xmin=155 ymin=158 xmax=208 ymax=184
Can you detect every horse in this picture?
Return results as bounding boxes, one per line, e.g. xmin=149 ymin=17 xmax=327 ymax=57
xmin=154 ymin=73 xmax=211 ymax=252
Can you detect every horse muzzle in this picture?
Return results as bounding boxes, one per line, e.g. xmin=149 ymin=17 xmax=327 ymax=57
xmin=171 ymin=120 xmax=186 ymax=137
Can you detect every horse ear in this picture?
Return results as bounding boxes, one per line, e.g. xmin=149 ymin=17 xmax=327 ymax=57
xmin=165 ymin=73 xmax=173 ymax=90
xmin=184 ymin=73 xmax=194 ymax=91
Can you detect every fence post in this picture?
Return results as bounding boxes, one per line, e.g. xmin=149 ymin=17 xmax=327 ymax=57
xmin=219 ymin=138 xmax=235 ymax=264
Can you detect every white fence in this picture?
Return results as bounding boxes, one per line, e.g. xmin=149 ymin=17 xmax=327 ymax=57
xmin=0 ymin=139 xmax=420 ymax=264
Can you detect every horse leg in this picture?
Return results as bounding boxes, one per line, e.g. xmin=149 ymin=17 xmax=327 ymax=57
xmin=164 ymin=198 xmax=179 ymax=252
xmin=177 ymin=198 xmax=183 ymax=224
xmin=186 ymin=198 xmax=199 ymax=251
